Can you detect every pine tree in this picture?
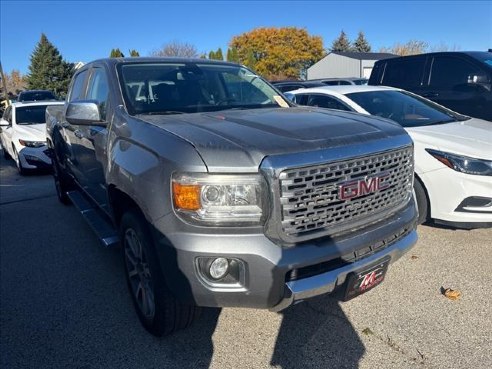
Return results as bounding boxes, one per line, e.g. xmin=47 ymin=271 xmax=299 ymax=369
xmin=208 ymin=50 xmax=216 ymax=60
xmin=227 ymin=47 xmax=239 ymax=63
xmin=215 ymin=48 xmax=224 ymax=61
xmin=128 ymin=49 xmax=140 ymax=57
xmin=353 ymin=31 xmax=371 ymax=52
xmin=27 ymin=33 xmax=74 ymax=98
xmin=331 ymin=30 xmax=351 ymax=52
xmin=110 ymin=48 xmax=125 ymax=57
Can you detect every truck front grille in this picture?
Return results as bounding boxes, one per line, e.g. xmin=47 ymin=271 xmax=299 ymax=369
xmin=278 ymin=146 xmax=413 ymax=242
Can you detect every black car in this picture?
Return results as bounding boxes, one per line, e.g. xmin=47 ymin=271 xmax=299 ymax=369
xmin=17 ymin=90 xmax=57 ymax=102
xmin=270 ymin=80 xmax=327 ymax=92
xmin=369 ymin=51 xmax=492 ymax=121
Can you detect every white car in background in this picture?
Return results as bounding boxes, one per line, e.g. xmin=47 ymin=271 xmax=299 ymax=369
xmin=0 ymin=101 xmax=64 ymax=174
xmin=288 ymin=85 xmax=492 ymax=229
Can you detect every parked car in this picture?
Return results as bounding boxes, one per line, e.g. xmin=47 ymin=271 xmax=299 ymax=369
xmin=0 ymin=101 xmax=64 ymax=174
xmin=288 ymin=85 xmax=492 ymax=229
xmin=17 ymin=90 xmax=57 ymax=102
xmin=270 ymin=80 xmax=327 ymax=92
xmin=311 ymin=77 xmax=368 ymax=85
xmin=369 ymin=51 xmax=492 ymax=121
xmin=46 ymin=58 xmax=418 ymax=336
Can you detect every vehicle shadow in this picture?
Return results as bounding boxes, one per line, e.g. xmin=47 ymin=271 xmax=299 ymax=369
xmin=271 ymin=296 xmax=365 ymax=369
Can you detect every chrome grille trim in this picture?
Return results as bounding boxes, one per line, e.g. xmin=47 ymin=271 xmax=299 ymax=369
xmin=261 ymin=141 xmax=414 ymax=245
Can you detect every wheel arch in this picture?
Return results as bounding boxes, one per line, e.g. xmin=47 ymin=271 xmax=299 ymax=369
xmin=414 ymin=173 xmax=431 ymax=219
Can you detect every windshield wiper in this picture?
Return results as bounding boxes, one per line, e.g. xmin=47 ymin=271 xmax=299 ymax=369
xmin=142 ymin=111 xmax=185 ymax=115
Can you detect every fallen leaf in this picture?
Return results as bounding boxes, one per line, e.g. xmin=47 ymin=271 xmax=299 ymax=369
xmin=410 ymin=255 xmax=419 ymax=260
xmin=362 ymin=327 xmax=374 ymax=336
xmin=443 ymin=288 xmax=461 ymax=300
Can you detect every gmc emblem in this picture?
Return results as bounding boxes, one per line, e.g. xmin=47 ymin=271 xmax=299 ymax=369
xmin=339 ymin=173 xmax=390 ymax=200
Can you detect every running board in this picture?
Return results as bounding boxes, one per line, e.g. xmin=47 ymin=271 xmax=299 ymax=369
xmin=67 ymin=191 xmax=120 ymax=247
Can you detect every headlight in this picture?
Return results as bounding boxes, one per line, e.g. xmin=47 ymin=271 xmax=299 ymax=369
xmin=172 ymin=173 xmax=266 ymax=226
xmin=426 ymin=149 xmax=492 ymax=176
xmin=19 ymin=139 xmax=46 ymax=148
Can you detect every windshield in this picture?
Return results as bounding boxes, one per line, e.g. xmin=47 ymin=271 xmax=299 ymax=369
xmin=118 ymin=62 xmax=290 ymax=115
xmin=353 ymin=79 xmax=368 ymax=85
xmin=15 ymin=105 xmax=49 ymax=125
xmin=19 ymin=91 xmax=56 ymax=102
xmin=346 ymin=90 xmax=468 ymax=127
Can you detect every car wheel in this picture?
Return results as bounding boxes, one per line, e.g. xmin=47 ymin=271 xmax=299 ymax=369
xmin=414 ymin=179 xmax=429 ymax=225
xmin=120 ymin=210 xmax=200 ymax=336
xmin=13 ymin=147 xmax=26 ymax=175
xmin=52 ymin=154 xmax=73 ymax=205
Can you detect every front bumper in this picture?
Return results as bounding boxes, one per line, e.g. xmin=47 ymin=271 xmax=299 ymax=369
xmin=18 ymin=145 xmax=52 ymax=169
xmin=152 ymin=197 xmax=418 ymax=310
xmin=421 ymin=168 xmax=492 ymax=226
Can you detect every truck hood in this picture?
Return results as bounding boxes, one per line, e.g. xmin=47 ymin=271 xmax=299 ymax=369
xmin=140 ymin=107 xmax=407 ymax=171
xmin=407 ymin=118 xmax=492 ymax=158
xmin=13 ymin=123 xmax=47 ymax=142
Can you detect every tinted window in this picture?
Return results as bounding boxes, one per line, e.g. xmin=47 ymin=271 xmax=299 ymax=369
xmin=69 ymin=70 xmax=88 ymax=102
xmin=382 ymin=58 xmax=425 ymax=88
xmin=338 ymin=80 xmax=351 ymax=85
xmin=18 ymin=91 xmax=56 ymax=102
xmin=430 ymin=56 xmax=481 ymax=88
xmin=87 ymin=68 xmax=110 ymax=120
xmin=2 ymin=106 xmax=12 ymax=122
xmin=346 ymin=90 xmax=465 ymax=127
xmin=305 ymin=95 xmax=351 ymax=111
xmin=15 ymin=105 xmax=49 ymax=125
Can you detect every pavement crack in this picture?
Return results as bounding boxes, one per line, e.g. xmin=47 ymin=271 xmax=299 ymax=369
xmin=362 ymin=327 xmax=427 ymax=365
xmin=0 ymin=194 xmax=57 ymax=206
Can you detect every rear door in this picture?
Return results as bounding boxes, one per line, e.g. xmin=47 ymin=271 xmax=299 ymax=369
xmin=427 ymin=55 xmax=486 ymax=117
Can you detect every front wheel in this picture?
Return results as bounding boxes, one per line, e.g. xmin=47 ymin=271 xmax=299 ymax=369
xmin=120 ymin=210 xmax=200 ymax=336
xmin=414 ymin=179 xmax=429 ymax=225
xmin=13 ymin=147 xmax=26 ymax=175
xmin=52 ymin=154 xmax=73 ymax=205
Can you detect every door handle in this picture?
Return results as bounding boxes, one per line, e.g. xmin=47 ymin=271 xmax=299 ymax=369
xmin=74 ymin=129 xmax=84 ymax=139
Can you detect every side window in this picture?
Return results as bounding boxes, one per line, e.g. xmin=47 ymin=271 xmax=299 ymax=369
xmin=307 ymin=95 xmax=351 ymax=111
xmin=338 ymin=80 xmax=351 ymax=85
xmin=382 ymin=58 xmax=425 ymax=88
xmin=430 ymin=56 xmax=480 ymax=88
xmin=2 ymin=106 xmax=12 ymax=123
xmin=68 ymin=70 xmax=88 ymax=102
xmin=293 ymin=94 xmax=309 ymax=105
xmin=87 ymin=68 xmax=110 ymax=120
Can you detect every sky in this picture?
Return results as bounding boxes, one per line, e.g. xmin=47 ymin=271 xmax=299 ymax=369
xmin=1 ymin=0 xmax=491 ymax=74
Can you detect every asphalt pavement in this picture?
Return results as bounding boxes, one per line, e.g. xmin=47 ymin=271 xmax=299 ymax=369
xmin=1 ymin=151 xmax=491 ymax=369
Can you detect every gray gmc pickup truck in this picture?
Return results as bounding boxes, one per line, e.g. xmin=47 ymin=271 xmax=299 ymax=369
xmin=46 ymin=58 xmax=418 ymax=336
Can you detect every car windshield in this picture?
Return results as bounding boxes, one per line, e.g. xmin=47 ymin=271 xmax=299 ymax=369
xmin=19 ymin=91 xmax=56 ymax=102
xmin=15 ymin=105 xmax=49 ymax=125
xmin=353 ymin=79 xmax=368 ymax=85
xmin=346 ymin=90 xmax=468 ymax=127
xmin=118 ymin=62 xmax=289 ymax=115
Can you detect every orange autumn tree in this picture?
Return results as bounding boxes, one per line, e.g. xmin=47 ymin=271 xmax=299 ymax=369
xmin=230 ymin=27 xmax=326 ymax=80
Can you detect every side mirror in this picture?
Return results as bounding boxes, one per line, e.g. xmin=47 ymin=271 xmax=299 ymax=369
xmin=66 ymin=101 xmax=103 ymax=125
xmin=468 ymin=73 xmax=489 ymax=84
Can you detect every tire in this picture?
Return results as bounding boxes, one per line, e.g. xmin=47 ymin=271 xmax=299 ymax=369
xmin=120 ymin=210 xmax=200 ymax=336
xmin=414 ymin=179 xmax=429 ymax=225
xmin=2 ymin=146 xmax=10 ymax=160
xmin=52 ymin=154 xmax=73 ymax=205
xmin=13 ymin=147 xmax=26 ymax=175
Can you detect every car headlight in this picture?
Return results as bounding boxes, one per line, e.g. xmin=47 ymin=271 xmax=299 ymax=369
xmin=426 ymin=149 xmax=492 ymax=176
xmin=172 ymin=173 xmax=267 ymax=226
xmin=19 ymin=139 xmax=46 ymax=148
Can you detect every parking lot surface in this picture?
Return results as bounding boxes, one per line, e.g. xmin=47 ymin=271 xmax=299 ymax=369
xmin=1 ymin=152 xmax=491 ymax=369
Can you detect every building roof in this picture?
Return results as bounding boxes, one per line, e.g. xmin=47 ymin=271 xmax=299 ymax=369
xmin=331 ymin=51 xmax=397 ymax=60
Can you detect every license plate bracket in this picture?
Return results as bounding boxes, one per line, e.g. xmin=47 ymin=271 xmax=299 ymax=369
xmin=344 ymin=257 xmax=390 ymax=301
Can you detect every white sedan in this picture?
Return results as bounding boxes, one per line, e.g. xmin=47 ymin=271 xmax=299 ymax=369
xmin=0 ymin=100 xmax=64 ymax=174
xmin=288 ymin=85 xmax=492 ymax=229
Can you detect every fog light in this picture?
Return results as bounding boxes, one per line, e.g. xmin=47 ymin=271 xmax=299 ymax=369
xmin=209 ymin=258 xmax=229 ymax=280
